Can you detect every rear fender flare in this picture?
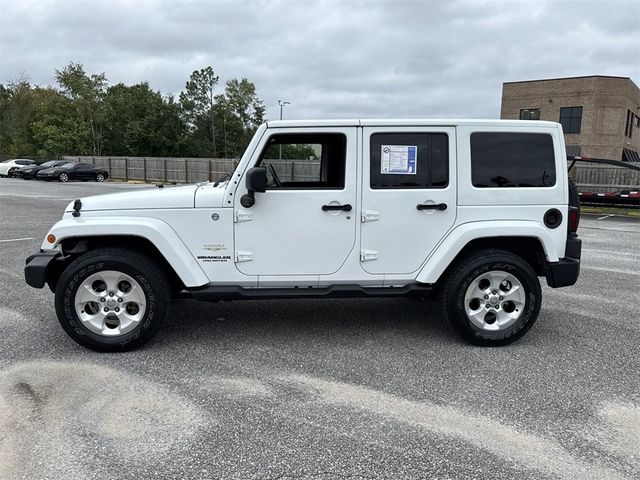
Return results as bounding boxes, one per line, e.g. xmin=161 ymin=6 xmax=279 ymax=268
xmin=415 ymin=221 xmax=558 ymax=284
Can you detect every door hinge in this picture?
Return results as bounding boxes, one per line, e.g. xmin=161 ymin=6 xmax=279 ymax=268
xmin=361 ymin=210 xmax=380 ymax=222
xmin=234 ymin=211 xmax=252 ymax=223
xmin=360 ymin=249 xmax=378 ymax=261
xmin=235 ymin=251 xmax=253 ymax=263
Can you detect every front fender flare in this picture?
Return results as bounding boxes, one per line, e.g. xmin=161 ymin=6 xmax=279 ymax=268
xmin=415 ymin=221 xmax=558 ymax=284
xmin=42 ymin=216 xmax=209 ymax=287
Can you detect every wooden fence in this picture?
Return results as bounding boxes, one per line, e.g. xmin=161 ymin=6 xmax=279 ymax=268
xmin=64 ymin=156 xmax=239 ymax=183
xmin=65 ymin=155 xmax=640 ymax=193
xmin=64 ymin=156 xmax=321 ymax=184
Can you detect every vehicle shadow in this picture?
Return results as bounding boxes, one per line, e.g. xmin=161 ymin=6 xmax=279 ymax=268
xmin=156 ymin=296 xmax=461 ymax=349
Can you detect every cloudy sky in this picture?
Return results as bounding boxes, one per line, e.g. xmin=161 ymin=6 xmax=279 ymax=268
xmin=1 ymin=0 xmax=638 ymax=120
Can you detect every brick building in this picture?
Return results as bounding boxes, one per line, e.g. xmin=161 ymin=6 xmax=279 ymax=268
xmin=500 ymin=75 xmax=640 ymax=163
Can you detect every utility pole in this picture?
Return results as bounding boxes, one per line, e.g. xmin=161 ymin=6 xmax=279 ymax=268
xmin=210 ymin=87 xmax=216 ymax=156
xmin=223 ymin=114 xmax=227 ymax=159
xmin=278 ymin=100 xmax=290 ymax=160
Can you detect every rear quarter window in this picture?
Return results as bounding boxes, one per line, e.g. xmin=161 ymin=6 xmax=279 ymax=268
xmin=470 ymin=132 xmax=556 ymax=188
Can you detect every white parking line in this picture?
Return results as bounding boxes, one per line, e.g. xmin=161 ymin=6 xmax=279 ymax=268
xmin=0 ymin=237 xmax=35 ymax=243
xmin=597 ymin=214 xmax=615 ymax=220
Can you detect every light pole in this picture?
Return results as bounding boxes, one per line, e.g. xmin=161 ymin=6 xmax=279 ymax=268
xmin=278 ymin=100 xmax=291 ymax=160
xmin=278 ymin=99 xmax=291 ymax=120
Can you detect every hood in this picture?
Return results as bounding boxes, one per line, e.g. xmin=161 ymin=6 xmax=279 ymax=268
xmin=64 ymin=184 xmax=203 ymax=213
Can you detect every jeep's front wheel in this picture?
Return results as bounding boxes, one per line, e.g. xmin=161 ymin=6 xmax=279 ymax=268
xmin=55 ymin=248 xmax=170 ymax=351
xmin=440 ymin=249 xmax=541 ymax=346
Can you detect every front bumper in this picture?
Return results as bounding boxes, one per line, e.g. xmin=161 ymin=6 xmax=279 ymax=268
xmin=25 ymin=251 xmax=62 ymax=288
xmin=545 ymin=236 xmax=581 ymax=288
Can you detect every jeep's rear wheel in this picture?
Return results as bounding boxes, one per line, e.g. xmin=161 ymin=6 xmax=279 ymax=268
xmin=55 ymin=248 xmax=170 ymax=351
xmin=440 ymin=249 xmax=541 ymax=346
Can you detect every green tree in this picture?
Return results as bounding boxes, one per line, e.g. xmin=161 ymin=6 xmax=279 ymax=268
xmin=3 ymin=77 xmax=38 ymax=156
xmin=55 ymin=62 xmax=107 ymax=155
xmin=30 ymin=87 xmax=76 ymax=156
xmin=179 ymin=66 xmax=219 ymax=154
xmin=0 ymin=83 xmax=11 ymax=154
xmin=103 ymin=82 xmax=185 ymax=156
xmin=0 ymin=63 xmax=266 ymax=160
xmin=215 ymin=78 xmax=265 ymax=158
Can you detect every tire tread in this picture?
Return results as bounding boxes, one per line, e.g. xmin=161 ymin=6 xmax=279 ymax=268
xmin=55 ymin=247 xmax=170 ymax=352
xmin=440 ymin=248 xmax=541 ymax=346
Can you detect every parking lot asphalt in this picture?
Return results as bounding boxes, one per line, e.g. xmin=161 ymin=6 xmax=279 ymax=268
xmin=1 ymin=177 xmax=639 ymax=480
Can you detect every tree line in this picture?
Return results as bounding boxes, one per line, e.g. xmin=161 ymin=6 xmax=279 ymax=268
xmin=0 ymin=63 xmax=265 ymax=159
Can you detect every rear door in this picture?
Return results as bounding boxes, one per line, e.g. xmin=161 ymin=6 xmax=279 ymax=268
xmin=360 ymin=126 xmax=457 ymax=275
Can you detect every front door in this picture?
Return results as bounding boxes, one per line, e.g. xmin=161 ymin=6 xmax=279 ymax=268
xmin=234 ymin=127 xmax=357 ymax=277
xmin=360 ymin=126 xmax=457 ymax=275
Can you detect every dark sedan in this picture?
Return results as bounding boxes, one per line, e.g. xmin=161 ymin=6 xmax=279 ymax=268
xmin=36 ymin=162 xmax=109 ymax=182
xmin=18 ymin=160 xmax=70 ymax=179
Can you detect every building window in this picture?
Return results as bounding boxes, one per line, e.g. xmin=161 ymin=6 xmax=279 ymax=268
xmin=625 ymin=109 xmax=635 ymax=138
xmin=520 ymin=109 xmax=540 ymax=120
xmin=559 ymin=106 xmax=582 ymax=134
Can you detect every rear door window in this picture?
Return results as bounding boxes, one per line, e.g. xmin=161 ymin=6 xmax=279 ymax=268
xmin=470 ymin=132 xmax=556 ymax=187
xmin=369 ymin=133 xmax=448 ymax=189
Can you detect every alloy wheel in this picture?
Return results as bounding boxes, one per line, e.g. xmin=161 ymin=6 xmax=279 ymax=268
xmin=74 ymin=270 xmax=146 ymax=336
xmin=463 ymin=270 xmax=526 ymax=331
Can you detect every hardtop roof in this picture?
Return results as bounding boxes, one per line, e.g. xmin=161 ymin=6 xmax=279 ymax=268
xmin=266 ymin=119 xmax=559 ymax=128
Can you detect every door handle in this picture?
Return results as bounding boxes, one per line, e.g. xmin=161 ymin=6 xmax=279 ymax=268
xmin=322 ymin=204 xmax=352 ymax=212
xmin=416 ymin=202 xmax=447 ymax=211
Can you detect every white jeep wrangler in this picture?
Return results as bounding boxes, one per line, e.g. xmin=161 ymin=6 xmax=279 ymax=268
xmin=25 ymin=119 xmax=581 ymax=351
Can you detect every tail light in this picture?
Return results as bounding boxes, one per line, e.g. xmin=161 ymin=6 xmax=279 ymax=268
xmin=568 ymin=206 xmax=580 ymax=233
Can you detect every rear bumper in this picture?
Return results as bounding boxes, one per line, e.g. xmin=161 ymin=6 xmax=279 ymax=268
xmin=545 ymin=236 xmax=581 ymax=288
xmin=25 ymin=251 xmax=62 ymax=288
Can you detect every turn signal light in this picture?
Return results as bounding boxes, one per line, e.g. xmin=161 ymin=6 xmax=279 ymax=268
xmin=46 ymin=234 xmax=56 ymax=244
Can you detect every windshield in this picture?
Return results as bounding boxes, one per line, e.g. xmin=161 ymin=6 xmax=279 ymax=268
xmin=60 ymin=163 xmax=76 ymax=169
xmin=39 ymin=161 xmax=56 ymax=167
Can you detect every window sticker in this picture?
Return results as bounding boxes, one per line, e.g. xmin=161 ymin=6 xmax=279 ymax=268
xmin=381 ymin=145 xmax=417 ymax=174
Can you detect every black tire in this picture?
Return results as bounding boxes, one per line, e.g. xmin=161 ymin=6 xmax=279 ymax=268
xmin=58 ymin=172 xmax=69 ymax=182
xmin=55 ymin=248 xmax=170 ymax=352
xmin=95 ymin=173 xmax=105 ymax=182
xmin=440 ymin=249 xmax=542 ymax=346
xmin=568 ymin=178 xmax=580 ymax=209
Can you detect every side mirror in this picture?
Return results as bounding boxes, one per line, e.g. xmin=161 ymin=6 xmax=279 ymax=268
xmin=246 ymin=166 xmax=267 ymax=193
xmin=240 ymin=166 xmax=267 ymax=208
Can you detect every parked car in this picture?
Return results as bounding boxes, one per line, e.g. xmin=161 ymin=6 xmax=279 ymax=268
xmin=36 ymin=162 xmax=109 ymax=182
xmin=0 ymin=158 xmax=36 ymax=177
xmin=25 ymin=119 xmax=581 ymax=351
xmin=18 ymin=160 xmax=70 ymax=179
